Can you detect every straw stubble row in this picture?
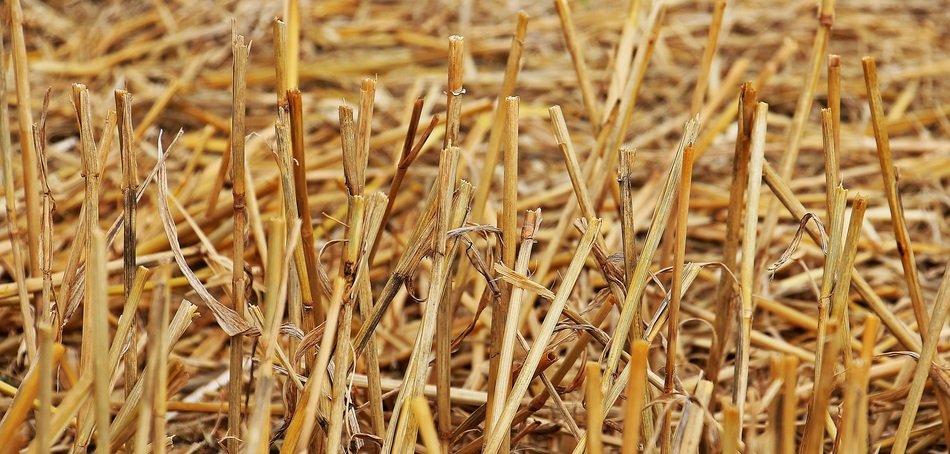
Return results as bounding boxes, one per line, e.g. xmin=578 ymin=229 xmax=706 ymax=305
xmin=0 ymin=1 xmax=948 ymax=454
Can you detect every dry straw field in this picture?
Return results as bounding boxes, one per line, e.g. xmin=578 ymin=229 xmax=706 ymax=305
xmin=0 ymin=0 xmax=949 ymax=452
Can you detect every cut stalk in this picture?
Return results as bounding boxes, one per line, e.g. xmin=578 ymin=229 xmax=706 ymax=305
xmin=287 ymin=88 xmax=322 ymax=339
xmin=412 ymin=396 xmax=442 ymax=454
xmin=862 ymin=59 xmax=950 ymax=437
xmin=862 ymin=57 xmax=929 ymax=335
xmin=821 ymin=108 xmax=839 ymax=225
xmin=115 ymin=89 xmax=139 ymax=401
xmin=283 ymin=278 xmax=346 ymax=454
xmin=134 ymin=263 xmax=171 ymax=454
xmin=801 ymin=322 xmax=841 ymax=454
xmin=355 ymin=78 xmax=376 ymax=195
xmin=688 ymin=0 xmax=728 ymax=116
xmin=228 ymin=31 xmax=250 ymax=454
xmin=762 ymin=162 xmax=921 ymax=353
xmin=0 ymin=32 xmax=34 ymax=361
xmin=501 ymin=96 xmax=520 ymax=269
xmin=707 ymin=82 xmax=755 ymax=384
xmin=618 ymin=147 xmax=638 ymax=282
xmin=781 ymin=355 xmax=799 ymax=454
xmin=831 ymin=197 xmax=868 ymax=369
xmin=839 ymin=315 xmax=877 ymax=454
xmin=73 ymin=83 xmax=100 ymax=452
xmin=0 ymin=343 xmax=65 ymax=444
xmin=273 ymin=19 xmax=288 ymax=104
xmin=353 ymin=193 xmax=389 ymax=438
xmin=604 ymin=118 xmax=699 ymax=380
xmin=35 ymin=114 xmax=54 ymax=329
xmin=827 ymin=54 xmax=841 ymax=172
xmin=839 ymin=359 xmax=868 ymax=454
xmin=586 ymin=362 xmax=605 ymax=454
xmin=485 ymin=96 xmax=520 ymax=452
xmin=674 ymin=379 xmax=713 ymax=452
xmin=734 ymin=102 xmax=769 ymax=433
xmin=489 ymin=209 xmax=541 ymax=437
xmin=274 ymin=105 xmax=316 ymax=363
xmin=661 ymin=143 xmax=695 ymax=451
xmin=326 ymin=196 xmax=364 ymax=454
xmin=621 ymin=339 xmax=650 ymax=454
xmin=757 ymin=0 xmax=835 ymax=253
xmin=36 ymin=323 xmax=54 ymax=454
xmin=483 ymin=218 xmax=601 ymax=454
xmin=664 ymin=143 xmax=694 ymax=390
xmin=89 ymin=229 xmax=112 ymax=453
xmin=384 ymin=151 xmax=469 ymax=453
xmin=857 ymin=316 xmax=878 ymax=449
xmin=9 ymin=0 xmax=40 ymax=281
xmin=444 ymin=36 xmax=464 ymax=149
xmin=245 ymin=218 xmax=289 ymax=454
xmin=723 ymin=403 xmax=740 ymax=454
xmin=813 ymin=187 xmax=846 ymax=384
xmin=471 ymin=12 xmax=529 ymax=222
xmin=802 ymin=195 xmax=867 ymax=453
xmin=549 ymin=105 xmax=595 ymax=221
xmin=891 ymin=265 xmax=950 ymax=452
xmin=554 ymin=0 xmax=600 ymax=129
xmin=596 ymin=3 xmax=667 ymax=210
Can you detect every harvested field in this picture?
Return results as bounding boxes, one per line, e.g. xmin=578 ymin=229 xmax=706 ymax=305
xmin=0 ymin=0 xmax=949 ymax=452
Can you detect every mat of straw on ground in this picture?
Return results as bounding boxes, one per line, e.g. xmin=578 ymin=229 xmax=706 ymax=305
xmin=0 ymin=0 xmax=949 ymax=452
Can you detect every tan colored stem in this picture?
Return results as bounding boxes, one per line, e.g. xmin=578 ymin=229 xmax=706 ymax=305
xmin=227 ymin=31 xmax=250 ymax=454
xmin=757 ymin=0 xmax=835 ymax=257
xmin=622 ymin=339 xmax=650 ymax=454
xmin=287 ymin=88 xmax=323 ymax=335
xmin=471 ymin=12 xmax=529 ymax=222
xmin=604 ymin=118 xmax=698 ymax=385
xmin=707 ymin=82 xmax=755 ymax=384
xmin=115 ymin=88 xmax=139 ymax=402
xmin=554 ymin=0 xmax=600 ymax=131
xmin=688 ymin=0 xmax=727 ymax=116
xmin=0 ymin=344 xmax=65 ymax=446
xmin=412 ymin=397 xmax=442 ymax=454
xmin=90 ymin=229 xmax=112 ymax=453
xmin=891 ymin=266 xmax=950 ymax=451
xmin=9 ymin=0 xmax=40 ymax=281
xmin=586 ymin=362 xmax=604 ymax=454
xmin=734 ymin=102 xmax=768 ymax=433
xmin=483 ymin=219 xmax=601 ymax=454
xmin=0 ymin=31 xmax=35 ymax=362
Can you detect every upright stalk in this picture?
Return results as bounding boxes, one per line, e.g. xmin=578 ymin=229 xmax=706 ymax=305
xmin=228 ymin=31 xmax=250 ymax=454
xmin=115 ymin=89 xmax=139 ymax=399
xmin=757 ymin=0 xmax=835 ymax=257
xmin=734 ymin=102 xmax=768 ymax=434
xmin=0 ymin=32 xmax=35 ymax=361
xmin=9 ymin=0 xmax=40 ymax=280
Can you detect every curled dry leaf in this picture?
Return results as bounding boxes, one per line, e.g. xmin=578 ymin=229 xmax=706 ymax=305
xmin=155 ymin=130 xmax=256 ymax=337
